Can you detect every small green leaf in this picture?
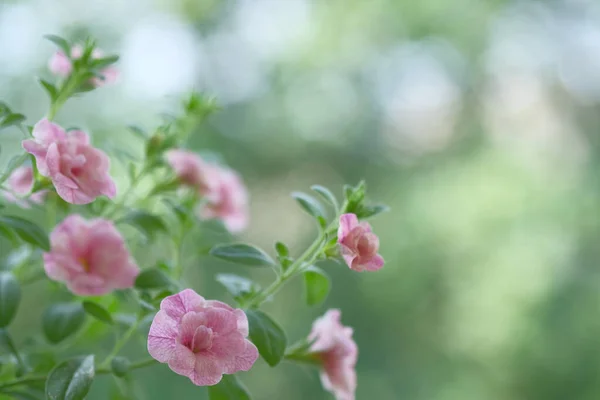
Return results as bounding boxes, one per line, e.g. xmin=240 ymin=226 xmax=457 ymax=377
xmin=45 ymin=355 xmax=95 ymax=400
xmin=0 ymin=272 xmax=20 ymax=328
xmin=0 ymin=215 xmax=50 ymax=250
xmin=117 ymin=210 xmax=167 ymax=239
xmin=246 ymin=310 xmax=287 ymax=367
xmin=209 ymin=243 xmax=274 ymax=267
xmin=39 ymin=79 xmax=58 ymax=102
xmin=42 ymin=303 xmax=86 ymax=344
xmin=274 ymin=242 xmax=289 ymax=258
xmin=44 ymin=34 xmax=71 ymax=55
xmin=90 ymin=55 xmax=119 ymax=69
xmin=291 ymin=192 xmax=325 ymax=219
xmin=303 ymin=266 xmax=330 ymax=306
xmin=215 ymin=274 xmax=259 ymax=302
xmin=0 ymin=113 xmax=26 ymax=129
xmin=82 ymin=301 xmax=113 ymax=325
xmin=208 ymin=374 xmax=252 ymax=400
xmin=134 ymin=268 xmax=171 ymax=290
xmin=110 ymin=357 xmax=130 ymax=378
xmin=311 ymin=185 xmax=339 ymax=211
xmin=356 ymin=204 xmax=390 ymax=219
xmin=127 ymin=125 xmax=148 ymax=140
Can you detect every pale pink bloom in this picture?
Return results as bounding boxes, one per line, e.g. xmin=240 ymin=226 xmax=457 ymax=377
xmin=337 ymin=213 xmax=384 ymax=272
xmin=147 ymin=289 xmax=258 ymax=386
xmin=48 ymin=45 xmax=118 ymax=87
xmin=309 ymin=309 xmax=358 ymax=400
xmin=22 ymin=119 xmax=116 ymax=205
xmin=197 ymin=166 xmax=249 ymax=233
xmin=2 ymin=166 xmax=47 ymax=208
xmin=165 ymin=149 xmax=208 ymax=188
xmin=43 ymin=215 xmax=139 ymax=296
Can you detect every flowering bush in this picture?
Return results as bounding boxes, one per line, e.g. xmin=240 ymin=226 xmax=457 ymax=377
xmin=0 ymin=35 xmax=388 ymax=400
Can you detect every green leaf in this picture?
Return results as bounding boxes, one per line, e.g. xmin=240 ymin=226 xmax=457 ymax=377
xmin=0 ymin=153 xmax=29 ymax=185
xmin=0 ymin=113 xmax=26 ymax=129
xmin=39 ymin=79 xmax=58 ymax=102
xmin=311 ymin=185 xmax=339 ymax=211
xmin=356 ymin=204 xmax=390 ymax=219
xmin=291 ymin=192 xmax=325 ymax=219
xmin=274 ymin=242 xmax=289 ymax=258
xmin=42 ymin=303 xmax=86 ymax=344
xmin=82 ymin=301 xmax=113 ymax=325
xmin=90 ymin=55 xmax=119 ymax=69
xmin=0 ymin=272 xmax=20 ymax=328
xmin=134 ymin=268 xmax=171 ymax=290
xmin=303 ymin=266 xmax=330 ymax=306
xmin=0 ymin=215 xmax=50 ymax=250
xmin=245 ymin=310 xmax=287 ymax=367
xmin=127 ymin=125 xmax=148 ymax=140
xmin=208 ymin=374 xmax=252 ymax=400
xmin=209 ymin=243 xmax=274 ymax=267
xmin=45 ymin=355 xmax=95 ymax=400
xmin=117 ymin=210 xmax=167 ymax=239
xmin=215 ymin=274 xmax=259 ymax=302
xmin=44 ymin=34 xmax=71 ymax=55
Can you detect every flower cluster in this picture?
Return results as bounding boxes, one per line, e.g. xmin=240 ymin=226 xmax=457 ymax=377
xmin=0 ymin=35 xmax=389 ymax=400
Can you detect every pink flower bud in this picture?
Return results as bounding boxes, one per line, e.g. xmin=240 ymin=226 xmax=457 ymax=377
xmin=147 ymin=289 xmax=258 ymax=386
xmin=43 ymin=215 xmax=139 ymax=296
xmin=48 ymin=45 xmax=118 ymax=87
xmin=165 ymin=149 xmax=208 ymax=188
xmin=2 ymin=166 xmax=47 ymax=208
xmin=22 ymin=119 xmax=116 ymax=205
xmin=309 ymin=309 xmax=358 ymax=400
xmin=337 ymin=213 xmax=384 ymax=272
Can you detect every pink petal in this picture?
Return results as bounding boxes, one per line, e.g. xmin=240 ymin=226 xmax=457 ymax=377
xmin=160 ymin=289 xmax=206 ymax=321
xmin=203 ymin=308 xmax=237 ymax=334
xmin=32 ymin=118 xmax=67 ymax=144
xmin=354 ymin=254 xmax=384 ymax=272
xmin=218 ymin=340 xmax=259 ymax=374
xmin=338 ymin=214 xmax=359 ymax=242
xmin=148 ymin=311 xmax=179 ymax=363
xmin=167 ymin=342 xmax=196 ymax=377
xmin=69 ymin=130 xmax=90 ymax=145
xmin=179 ymin=312 xmax=208 ymax=346
xmin=190 ymin=356 xmax=222 ymax=386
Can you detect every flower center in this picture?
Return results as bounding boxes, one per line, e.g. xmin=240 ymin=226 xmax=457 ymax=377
xmin=191 ymin=325 xmax=213 ymax=353
xmin=78 ymin=257 xmax=90 ymax=272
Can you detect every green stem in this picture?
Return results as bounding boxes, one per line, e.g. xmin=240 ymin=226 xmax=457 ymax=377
xmin=103 ymin=166 xmax=149 ymax=219
xmin=47 ymin=74 xmax=82 ymax=121
xmin=99 ymin=319 xmax=140 ymax=369
xmin=245 ymin=224 xmax=334 ymax=309
xmin=0 ymin=358 xmax=158 ymax=391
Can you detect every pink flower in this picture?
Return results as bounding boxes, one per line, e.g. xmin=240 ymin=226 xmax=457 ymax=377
xmin=197 ymin=166 xmax=249 ymax=234
xmin=48 ymin=45 xmax=118 ymax=87
xmin=147 ymin=289 xmax=258 ymax=386
xmin=309 ymin=310 xmax=358 ymax=400
xmin=43 ymin=215 xmax=139 ymax=296
xmin=2 ymin=166 xmax=47 ymax=208
xmin=165 ymin=149 xmax=208 ymax=188
xmin=22 ymin=119 xmax=116 ymax=204
xmin=337 ymin=213 xmax=384 ymax=272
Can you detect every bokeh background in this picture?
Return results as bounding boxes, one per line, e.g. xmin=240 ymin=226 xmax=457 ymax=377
xmin=2 ymin=0 xmax=600 ymax=399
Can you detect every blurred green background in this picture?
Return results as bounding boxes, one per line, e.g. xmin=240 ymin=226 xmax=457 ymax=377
xmin=2 ymin=0 xmax=600 ymax=399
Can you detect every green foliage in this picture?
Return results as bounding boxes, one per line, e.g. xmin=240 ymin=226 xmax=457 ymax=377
xmin=245 ymin=310 xmax=287 ymax=367
xmin=134 ymin=268 xmax=172 ymax=290
xmin=311 ymin=185 xmax=340 ymax=212
xmin=215 ymin=274 xmax=260 ymax=304
xmin=208 ymin=374 xmax=252 ymax=400
xmin=82 ymin=301 xmax=113 ymax=325
xmin=303 ymin=266 xmax=330 ymax=306
xmin=0 ymin=216 xmax=50 ymax=250
xmin=42 ymin=303 xmax=86 ymax=344
xmin=0 ymin=272 xmax=20 ymax=328
xmin=117 ymin=211 xmax=168 ymax=240
xmin=291 ymin=192 xmax=326 ymax=220
xmin=110 ymin=357 xmax=130 ymax=378
xmin=209 ymin=243 xmax=275 ymax=267
xmin=45 ymin=355 xmax=95 ymax=400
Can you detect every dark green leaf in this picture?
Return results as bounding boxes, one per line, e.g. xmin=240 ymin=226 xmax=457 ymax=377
xmin=356 ymin=204 xmax=390 ymax=219
xmin=0 ymin=272 xmax=20 ymax=328
xmin=303 ymin=266 xmax=330 ymax=306
xmin=291 ymin=192 xmax=325 ymax=219
xmin=208 ymin=374 xmax=252 ymax=400
xmin=0 ymin=215 xmax=49 ymax=250
xmin=311 ymin=185 xmax=339 ymax=211
xmin=90 ymin=55 xmax=119 ymax=69
xmin=44 ymin=34 xmax=71 ymax=55
xmin=246 ymin=310 xmax=287 ymax=367
xmin=45 ymin=355 xmax=95 ymax=400
xmin=117 ymin=211 xmax=167 ymax=239
xmin=209 ymin=243 xmax=274 ymax=267
xmin=39 ymin=79 xmax=58 ymax=102
xmin=42 ymin=303 xmax=86 ymax=344
xmin=274 ymin=242 xmax=289 ymax=258
xmin=82 ymin=301 xmax=113 ymax=325
xmin=0 ymin=113 xmax=26 ymax=129
xmin=134 ymin=268 xmax=171 ymax=290
xmin=163 ymin=199 xmax=189 ymax=224
xmin=215 ymin=274 xmax=259 ymax=301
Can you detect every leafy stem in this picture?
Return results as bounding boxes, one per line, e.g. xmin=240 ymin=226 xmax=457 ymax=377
xmin=47 ymin=72 xmax=84 ymax=121
xmin=99 ymin=319 xmax=141 ymax=369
